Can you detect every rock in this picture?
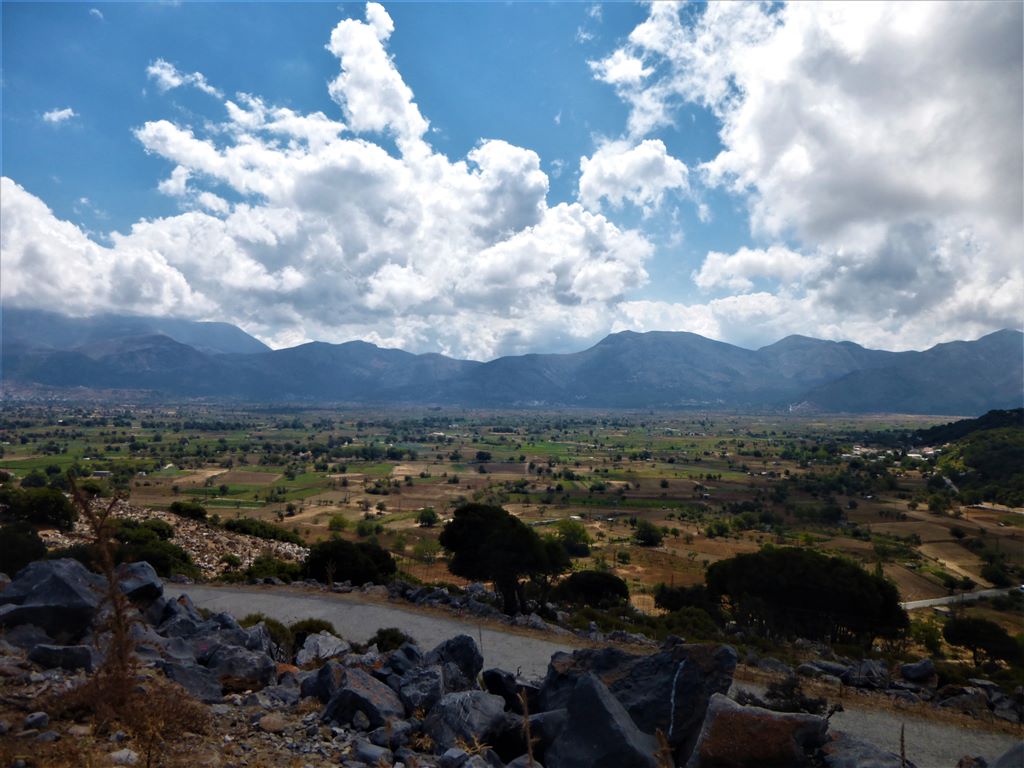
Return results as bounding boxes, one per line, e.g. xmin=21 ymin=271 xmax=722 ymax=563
xmin=841 ymin=659 xmax=889 ymax=690
xmin=899 ymin=658 xmax=935 ymax=683
xmin=755 ymin=657 xmax=793 ymax=676
xmin=36 ymin=730 xmax=60 ymax=743
xmin=968 ymin=678 xmax=1002 ymax=702
xmin=0 ymin=559 xmax=105 ymax=641
xmin=546 ymin=673 xmax=658 ymax=768
xmin=28 ymin=643 xmax=94 ymax=672
xmin=243 ymin=622 xmax=279 ymax=659
xmin=387 ymin=642 xmax=423 ymax=676
xmin=322 ymin=667 xmax=405 ymax=729
xmin=109 ymin=748 xmax=140 ymax=766
xmin=369 ymin=719 xmax=413 ymax=750
xmin=205 ymin=646 xmax=276 ymax=692
xmin=507 ymin=757 xmax=544 ymax=768
xmin=157 ymin=660 xmax=223 ymax=703
xmin=423 ymin=690 xmax=508 ymax=753
xmin=993 ymin=743 xmax=1024 ymax=768
xmin=526 ymin=709 xmax=567 ymax=762
xmin=821 ymin=730 xmax=917 ymax=768
xmin=400 ymin=664 xmax=446 ymax=713
xmin=939 ymin=688 xmax=990 ymax=717
xmin=992 ymin=693 xmax=1023 ymax=724
xmin=425 ymin=635 xmax=484 ymax=692
xmin=352 ymin=738 xmax=393 ymax=765
xmin=439 ymin=747 xmax=470 ymax=768
xmin=684 ymin=694 xmax=827 ymax=768
xmin=1 ymin=624 xmax=53 ymax=651
xmin=258 ymin=713 xmax=289 ymax=734
xmin=301 ymin=659 xmax=346 ymax=702
xmin=807 ymin=660 xmax=850 ymax=678
xmin=797 ymin=663 xmax=823 ymax=678
xmin=483 ymin=668 xmax=539 ymax=715
xmin=295 ymin=631 xmax=350 ymax=666
xmin=352 ymin=709 xmax=371 ymax=731
xmin=23 ymin=711 xmax=49 ymax=730
xmin=0 ymin=573 xmax=10 ymax=592
xmin=538 ymin=643 xmax=736 ymax=757
xmin=116 ymin=562 xmax=163 ymax=604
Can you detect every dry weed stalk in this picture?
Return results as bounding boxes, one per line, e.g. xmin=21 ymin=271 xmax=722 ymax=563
xmin=653 ymin=728 xmax=674 ymax=768
xmin=518 ymin=688 xmax=539 ymax=767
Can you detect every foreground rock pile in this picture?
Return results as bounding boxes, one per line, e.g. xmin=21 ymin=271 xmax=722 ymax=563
xmin=1 ymin=559 xmax=1021 ymax=768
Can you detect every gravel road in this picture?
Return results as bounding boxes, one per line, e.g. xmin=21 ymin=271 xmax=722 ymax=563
xmin=163 ymin=583 xmax=575 ymax=679
xmin=167 ymin=584 xmax=1020 ymax=767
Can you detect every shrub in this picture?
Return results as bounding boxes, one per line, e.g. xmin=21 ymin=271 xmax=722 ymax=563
xmin=304 ymin=538 xmax=396 ymax=585
xmin=225 ymin=516 xmax=303 ymax=545
xmin=168 ymin=500 xmax=207 ymax=520
xmin=364 ymin=627 xmax=413 ymax=652
xmin=552 ymin=570 xmax=629 ymax=608
xmin=328 ymin=514 xmax=349 ymax=532
xmin=0 ymin=522 xmax=46 ymax=575
xmin=417 ymin=507 xmax=439 ymax=527
xmin=0 ymin=486 xmax=76 ymax=530
xmin=634 ymin=518 xmax=664 ymax=547
xmin=246 ymin=555 xmax=303 ymax=583
xmin=289 ymin=618 xmax=338 ymax=651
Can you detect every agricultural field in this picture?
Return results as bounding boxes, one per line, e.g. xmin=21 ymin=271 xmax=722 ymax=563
xmin=1 ymin=405 xmax=1021 ymax=606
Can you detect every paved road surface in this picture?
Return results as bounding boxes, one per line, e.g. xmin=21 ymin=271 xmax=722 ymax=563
xmin=163 ymin=583 xmax=574 ymax=679
xmin=901 ymin=587 xmax=1017 ymax=611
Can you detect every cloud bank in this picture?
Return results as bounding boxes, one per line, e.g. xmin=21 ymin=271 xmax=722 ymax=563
xmin=3 ymin=2 xmax=1020 ymax=358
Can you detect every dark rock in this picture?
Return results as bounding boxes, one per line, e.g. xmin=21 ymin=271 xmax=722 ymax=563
xmin=939 ymin=688 xmax=990 ymax=717
xmin=755 ymin=657 xmax=793 ymax=676
xmin=157 ymin=660 xmax=223 ymax=703
xmin=205 ymin=646 xmax=276 ymax=692
xmin=546 ymin=673 xmax=657 ymax=768
xmin=423 ymin=690 xmax=508 ymax=753
xmin=387 ymin=642 xmax=423 ymax=676
xmin=322 ymin=667 xmax=405 ymax=729
xmin=28 ymin=644 xmax=94 ymax=672
xmin=352 ymin=738 xmax=392 ymax=765
xmin=899 ymin=658 xmax=935 ymax=683
xmin=968 ymin=678 xmax=1002 ymax=702
xmin=369 ymin=719 xmax=413 ymax=750
xmin=527 ymin=709 xmax=567 ymax=762
xmin=425 ymin=635 xmax=484 ymax=692
xmin=301 ymin=659 xmax=346 ymax=702
xmin=1 ymin=624 xmax=53 ymax=651
xmin=295 ymin=631 xmax=350 ymax=666
xmin=507 ymin=757 xmax=544 ymax=768
xmin=400 ymin=664 xmax=446 ymax=713
xmin=439 ymin=747 xmax=470 ymax=768
xmin=23 ymin=712 xmax=49 ymax=730
xmin=685 ymin=693 xmax=827 ymax=768
xmin=116 ymin=562 xmax=162 ymax=605
xmin=992 ymin=693 xmax=1023 ymax=724
xmin=483 ymin=668 xmax=539 ymax=714
xmin=807 ymin=660 xmax=850 ymax=678
xmin=0 ymin=559 xmax=105 ymax=641
xmin=841 ymin=659 xmax=889 ymax=690
xmin=993 ymin=743 xmax=1024 ymax=768
xmin=36 ymin=730 xmax=60 ymax=743
xmin=538 ymin=643 xmax=736 ymax=758
xmin=821 ymin=730 xmax=917 ymax=768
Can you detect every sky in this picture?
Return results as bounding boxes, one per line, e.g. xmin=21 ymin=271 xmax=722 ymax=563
xmin=1 ymin=1 xmax=1021 ymax=361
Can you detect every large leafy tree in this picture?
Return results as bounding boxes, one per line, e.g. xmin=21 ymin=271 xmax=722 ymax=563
xmin=439 ymin=503 xmax=566 ymax=614
xmin=943 ymin=616 xmax=1021 ymax=666
xmin=706 ymin=546 xmax=908 ymax=647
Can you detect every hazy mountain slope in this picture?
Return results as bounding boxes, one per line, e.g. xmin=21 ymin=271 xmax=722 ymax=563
xmin=2 ymin=307 xmax=269 ymax=356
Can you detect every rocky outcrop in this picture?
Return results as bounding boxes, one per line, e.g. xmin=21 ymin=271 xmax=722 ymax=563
xmin=0 ymin=559 xmax=105 ymax=641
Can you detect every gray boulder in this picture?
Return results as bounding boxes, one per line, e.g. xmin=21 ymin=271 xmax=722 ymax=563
xmin=993 ymin=742 xmax=1024 ymax=768
xmin=116 ymin=562 xmax=162 ymax=604
xmin=301 ymin=659 xmax=346 ymax=702
xmin=322 ymin=667 xmax=405 ymax=729
xmin=0 ymin=559 xmax=105 ymax=641
xmin=685 ymin=693 xmax=827 ymax=768
xmin=295 ymin=631 xmax=350 ymax=666
xmin=425 ymin=634 xmax=484 ymax=692
xmin=157 ymin=660 xmax=223 ymax=703
xmin=546 ymin=673 xmax=657 ymax=768
xmin=400 ymin=664 xmax=446 ymax=713
xmin=842 ymin=659 xmax=890 ymax=690
xmin=386 ymin=642 xmax=424 ymax=676
xmin=423 ymin=690 xmax=508 ymax=753
xmin=28 ymin=644 xmax=94 ymax=672
xmin=204 ymin=645 xmax=276 ymax=692
xmin=538 ymin=643 xmax=736 ymax=758
xmin=822 ymin=730 xmax=917 ymax=768
xmin=899 ymin=658 xmax=935 ymax=683
xmin=483 ymin=667 xmax=540 ymax=714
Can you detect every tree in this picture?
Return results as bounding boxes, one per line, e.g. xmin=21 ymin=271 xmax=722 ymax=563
xmin=552 ymin=570 xmax=629 ymax=608
xmin=634 ymin=518 xmax=664 ymax=547
xmin=0 ymin=487 xmax=76 ymax=530
xmin=305 ymin=538 xmax=396 ymax=585
xmin=417 ymin=507 xmax=439 ymax=527
xmin=555 ymin=518 xmax=590 ymax=556
xmin=439 ymin=502 xmax=565 ymax=614
xmin=168 ymin=500 xmax=207 ymax=520
xmin=706 ymin=547 xmax=908 ymax=647
xmin=0 ymin=522 xmax=46 ymax=575
xmin=943 ymin=616 xmax=1021 ymax=666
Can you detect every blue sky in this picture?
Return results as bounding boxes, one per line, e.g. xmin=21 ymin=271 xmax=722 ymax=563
xmin=2 ymin=2 xmax=1021 ymax=359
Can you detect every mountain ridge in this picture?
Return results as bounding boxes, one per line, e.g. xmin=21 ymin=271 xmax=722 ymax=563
xmin=1 ymin=309 xmax=1020 ymax=414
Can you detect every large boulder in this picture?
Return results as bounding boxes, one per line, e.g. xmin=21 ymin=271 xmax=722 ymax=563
xmin=538 ymin=643 xmax=736 ymax=758
xmin=483 ymin=668 xmax=539 ymax=715
xmin=295 ymin=631 xmax=350 ymax=667
xmin=400 ymin=664 xmax=446 ymax=713
xmin=425 ymin=635 xmax=484 ymax=692
xmin=0 ymin=559 xmax=105 ymax=641
xmin=157 ymin=660 xmax=223 ymax=703
xmin=993 ymin=742 xmax=1024 ymax=768
xmin=322 ymin=667 xmax=405 ymax=729
xmin=116 ymin=562 xmax=162 ymax=605
xmin=300 ymin=659 xmax=346 ymax=703
xmin=821 ymin=731 xmax=917 ymax=768
xmin=423 ymin=690 xmax=508 ymax=753
xmin=204 ymin=646 xmax=276 ymax=692
xmin=546 ymin=673 xmax=658 ymax=768
xmin=899 ymin=658 xmax=935 ymax=683
xmin=841 ymin=659 xmax=889 ymax=690
xmin=28 ymin=644 xmax=95 ymax=672
xmin=684 ymin=694 xmax=827 ymax=768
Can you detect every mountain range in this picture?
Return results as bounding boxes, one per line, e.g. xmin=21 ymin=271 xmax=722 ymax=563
xmin=2 ymin=307 xmax=1021 ymax=414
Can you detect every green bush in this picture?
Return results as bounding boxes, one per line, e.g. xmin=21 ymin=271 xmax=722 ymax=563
xmin=0 ymin=487 xmax=76 ymax=530
xmin=363 ymin=627 xmax=412 ymax=652
xmin=304 ymin=538 xmax=396 ymax=585
xmin=0 ymin=522 xmax=46 ymax=575
xmin=225 ymin=517 xmax=303 ymax=545
xmin=168 ymin=500 xmax=208 ymax=520
xmin=552 ymin=570 xmax=629 ymax=608
xmin=246 ymin=555 xmax=303 ymax=583
xmin=634 ymin=519 xmax=664 ymax=547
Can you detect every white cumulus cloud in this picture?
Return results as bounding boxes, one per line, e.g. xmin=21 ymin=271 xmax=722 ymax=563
xmin=579 ymin=139 xmax=689 ymax=213
xmin=146 ymin=58 xmax=222 ymax=98
xmin=43 ymin=107 xmax=78 ymax=124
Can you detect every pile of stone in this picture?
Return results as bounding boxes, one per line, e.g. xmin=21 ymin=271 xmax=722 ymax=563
xmin=2 ymin=558 xmax=1020 ymax=768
